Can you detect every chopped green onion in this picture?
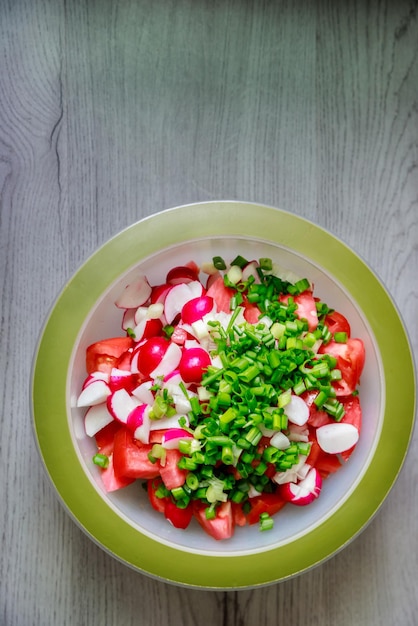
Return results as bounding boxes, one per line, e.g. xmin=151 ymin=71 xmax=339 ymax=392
xmin=92 ymin=453 xmax=109 ymax=469
xmin=213 ymin=256 xmax=226 ymax=270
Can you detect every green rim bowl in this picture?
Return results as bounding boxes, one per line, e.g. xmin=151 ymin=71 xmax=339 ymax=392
xmin=31 ymin=201 xmax=416 ymax=589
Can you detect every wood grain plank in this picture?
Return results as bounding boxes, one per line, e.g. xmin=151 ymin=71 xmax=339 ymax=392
xmin=1 ymin=0 xmax=417 ymax=624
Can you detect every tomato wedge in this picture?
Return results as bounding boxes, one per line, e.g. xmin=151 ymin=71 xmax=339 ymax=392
xmin=319 ymin=338 xmax=365 ymax=396
xmin=86 ymin=337 xmax=134 ymax=374
xmin=193 ymin=501 xmax=235 ymax=540
xmin=324 ymin=310 xmax=351 ymax=337
xmin=112 ymin=427 xmax=160 ymax=479
xmin=246 ymin=492 xmax=287 ymax=525
xmin=164 ymin=500 xmax=194 ymax=529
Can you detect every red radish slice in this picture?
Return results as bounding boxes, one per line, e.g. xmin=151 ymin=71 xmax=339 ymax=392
xmin=131 ymin=381 xmax=154 ymax=405
xmin=280 ymin=467 xmax=322 ymax=506
xmin=166 ymin=265 xmax=199 ymax=285
xmin=84 ymin=403 xmax=114 ymax=437
xmin=242 ymin=260 xmax=261 ymax=283
xmin=150 ymin=283 xmax=172 ymax=304
xmin=164 ymin=281 xmax=204 ymax=324
xmin=283 ymin=395 xmax=310 ymax=426
xmin=316 ymin=422 xmax=359 ymax=454
xmin=150 ymin=342 xmax=182 ymax=378
xmin=106 ymin=388 xmax=140 ymax=424
xmin=109 ymin=368 xmax=134 ymax=392
xmin=122 ymin=308 xmax=136 ymax=331
xmin=179 ymin=347 xmax=211 ymax=383
xmin=115 ymin=275 xmax=152 ymax=309
xmin=77 ymin=379 xmax=111 ymax=407
xmin=127 ymin=404 xmax=151 ymax=443
xmin=149 ymin=414 xmax=190 ymax=431
xmin=133 ymin=317 xmax=163 ymax=343
xmin=81 ymin=371 xmax=110 ymax=389
xmin=162 ymin=428 xmax=194 ymax=450
xmin=133 ymin=336 xmax=170 ymax=377
xmin=181 ymin=296 xmax=215 ymax=324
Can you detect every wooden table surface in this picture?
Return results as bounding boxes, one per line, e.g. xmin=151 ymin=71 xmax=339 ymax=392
xmin=1 ymin=1 xmax=417 ymax=624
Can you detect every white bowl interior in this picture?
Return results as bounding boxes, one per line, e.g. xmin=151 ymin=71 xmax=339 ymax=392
xmin=68 ymin=236 xmax=384 ymax=556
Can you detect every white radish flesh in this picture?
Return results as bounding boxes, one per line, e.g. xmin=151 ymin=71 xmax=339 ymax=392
xmin=283 ymin=395 xmax=310 ymax=426
xmin=77 ymin=379 xmax=111 ymax=407
xmin=115 ymin=275 xmax=152 ymax=309
xmin=107 ymin=388 xmax=140 ymax=424
xmin=84 ymin=403 xmax=114 ymax=437
xmin=150 ymin=341 xmax=182 ymax=378
xmin=316 ymin=422 xmax=359 ymax=454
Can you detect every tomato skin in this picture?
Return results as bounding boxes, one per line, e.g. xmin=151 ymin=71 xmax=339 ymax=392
xmin=112 ymin=427 xmax=160 ymax=479
xmin=319 ymin=338 xmax=365 ymax=396
xmin=324 ymin=310 xmax=351 ymax=338
xmin=147 ymin=477 xmax=168 ymax=513
xmin=86 ymin=337 xmax=134 ymax=374
xmin=279 ymin=291 xmax=318 ymax=331
xmin=193 ymin=501 xmax=235 ymax=540
xmin=246 ymin=492 xmax=287 ymax=525
xmin=159 ymin=449 xmax=188 ymax=490
xmin=164 ymin=500 xmax=194 ymax=529
xmin=95 ymin=420 xmax=122 ymax=455
xmin=100 ymin=455 xmax=135 ymax=492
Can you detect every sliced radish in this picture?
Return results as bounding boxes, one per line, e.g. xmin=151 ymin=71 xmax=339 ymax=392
xmin=109 ymin=368 xmax=134 ymax=392
xmin=127 ymin=404 xmax=151 ymax=444
xmin=316 ymin=422 xmax=359 ymax=454
xmin=131 ymin=381 xmax=155 ymax=405
xmin=149 ymin=413 xmax=190 ymax=431
xmin=133 ymin=317 xmax=163 ymax=343
xmin=162 ymin=428 xmax=194 ymax=449
xmin=150 ymin=341 xmax=182 ymax=378
xmin=164 ymin=281 xmax=204 ymax=324
xmin=181 ymin=295 xmax=215 ymax=324
xmin=81 ymin=371 xmax=110 ymax=389
xmin=84 ymin=403 xmax=114 ymax=437
xmin=166 ymin=265 xmax=199 ymax=285
xmin=77 ymin=379 xmax=111 ymax=407
xmin=115 ymin=275 xmax=152 ymax=309
xmin=133 ymin=336 xmax=170 ymax=377
xmin=121 ymin=308 xmax=137 ymax=331
xmin=179 ymin=347 xmax=211 ymax=383
xmin=270 ymin=431 xmax=291 ymax=450
xmin=106 ymin=388 xmax=140 ymax=424
xmin=242 ymin=260 xmax=261 ymax=283
xmin=283 ymin=395 xmax=310 ymax=426
xmin=280 ymin=467 xmax=322 ymax=506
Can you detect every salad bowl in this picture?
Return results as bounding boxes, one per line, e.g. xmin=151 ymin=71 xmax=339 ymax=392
xmin=31 ymin=201 xmax=416 ymax=589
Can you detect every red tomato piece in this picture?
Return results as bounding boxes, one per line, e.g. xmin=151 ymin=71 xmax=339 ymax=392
xmin=246 ymin=492 xmax=287 ymax=525
xmin=147 ymin=477 xmax=168 ymax=513
xmin=193 ymin=501 xmax=235 ymax=540
xmin=94 ymin=420 xmax=122 ymax=455
xmin=319 ymin=338 xmax=365 ymax=396
xmin=279 ymin=291 xmax=318 ymax=331
xmin=112 ymin=427 xmax=160 ymax=479
xmin=231 ymin=502 xmax=247 ymax=527
xmin=86 ymin=337 xmax=134 ymax=374
xmin=100 ymin=455 xmax=135 ymax=492
xmin=206 ymin=276 xmax=235 ymax=314
xmin=324 ymin=310 xmax=351 ymax=338
xmin=159 ymin=449 xmax=188 ymax=490
xmin=243 ymin=299 xmax=261 ymax=324
xmin=164 ymin=500 xmax=194 ymax=529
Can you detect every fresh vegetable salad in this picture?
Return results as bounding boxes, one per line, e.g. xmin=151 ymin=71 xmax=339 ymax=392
xmin=77 ymin=256 xmax=365 ymax=540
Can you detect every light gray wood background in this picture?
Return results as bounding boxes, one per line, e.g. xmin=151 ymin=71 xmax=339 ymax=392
xmin=1 ymin=1 xmax=417 ymax=624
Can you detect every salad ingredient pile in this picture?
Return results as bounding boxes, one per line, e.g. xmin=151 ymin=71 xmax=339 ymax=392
xmin=77 ymin=255 xmax=365 ymax=540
